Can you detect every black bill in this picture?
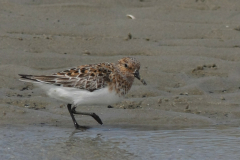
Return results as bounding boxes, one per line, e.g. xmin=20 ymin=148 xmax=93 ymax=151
xmin=134 ymin=70 xmax=147 ymax=85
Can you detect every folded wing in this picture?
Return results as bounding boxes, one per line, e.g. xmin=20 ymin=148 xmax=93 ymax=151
xmin=19 ymin=63 xmax=114 ymax=92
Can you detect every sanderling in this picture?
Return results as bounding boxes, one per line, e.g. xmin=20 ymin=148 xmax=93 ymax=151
xmin=19 ymin=57 xmax=147 ymax=129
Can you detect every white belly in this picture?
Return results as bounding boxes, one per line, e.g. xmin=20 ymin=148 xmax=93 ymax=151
xmin=37 ymin=83 xmax=123 ymax=105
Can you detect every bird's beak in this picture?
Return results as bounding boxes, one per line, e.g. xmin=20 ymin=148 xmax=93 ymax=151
xmin=134 ymin=70 xmax=141 ymax=80
xmin=134 ymin=70 xmax=147 ymax=85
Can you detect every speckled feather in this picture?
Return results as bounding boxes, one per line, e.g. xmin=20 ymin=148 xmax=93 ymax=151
xmin=19 ymin=57 xmax=142 ymax=96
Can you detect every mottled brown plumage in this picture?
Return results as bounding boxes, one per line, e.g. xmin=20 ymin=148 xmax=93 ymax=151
xmin=19 ymin=57 xmax=146 ymax=96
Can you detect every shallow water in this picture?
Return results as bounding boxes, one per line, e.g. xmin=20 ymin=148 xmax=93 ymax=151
xmin=0 ymin=124 xmax=240 ymax=160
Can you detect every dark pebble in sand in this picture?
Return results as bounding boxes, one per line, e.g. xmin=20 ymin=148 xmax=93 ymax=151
xmin=108 ymin=105 xmax=113 ymax=108
xmin=128 ymin=33 xmax=132 ymax=39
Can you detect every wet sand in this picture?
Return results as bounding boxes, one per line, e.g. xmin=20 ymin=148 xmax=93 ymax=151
xmin=1 ymin=0 xmax=240 ymax=159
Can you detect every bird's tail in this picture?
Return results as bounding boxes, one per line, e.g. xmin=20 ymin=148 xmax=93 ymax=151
xmin=19 ymin=74 xmax=39 ymax=83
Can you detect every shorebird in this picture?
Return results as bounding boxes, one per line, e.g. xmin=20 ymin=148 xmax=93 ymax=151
xmin=19 ymin=57 xmax=147 ymax=129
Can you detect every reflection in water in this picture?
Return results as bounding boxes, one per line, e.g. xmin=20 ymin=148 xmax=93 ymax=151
xmin=0 ymin=124 xmax=240 ymax=159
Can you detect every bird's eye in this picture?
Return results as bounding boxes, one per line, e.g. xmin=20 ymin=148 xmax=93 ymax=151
xmin=124 ymin=64 xmax=128 ymax=68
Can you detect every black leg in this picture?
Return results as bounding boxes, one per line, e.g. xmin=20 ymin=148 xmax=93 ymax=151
xmin=71 ymin=107 xmax=103 ymax=125
xmin=67 ymin=104 xmax=81 ymax=129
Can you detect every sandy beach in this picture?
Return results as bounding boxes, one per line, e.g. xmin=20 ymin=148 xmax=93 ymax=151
xmin=1 ymin=0 xmax=240 ymax=159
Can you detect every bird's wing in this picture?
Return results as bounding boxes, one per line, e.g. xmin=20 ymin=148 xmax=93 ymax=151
xmin=19 ymin=63 xmax=115 ymax=92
